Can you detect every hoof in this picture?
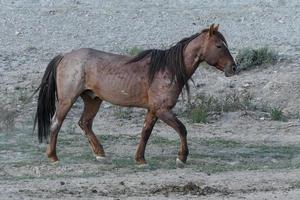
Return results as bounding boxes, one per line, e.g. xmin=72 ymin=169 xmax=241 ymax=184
xmin=48 ymin=155 xmax=59 ymax=164
xmin=52 ymin=160 xmax=60 ymax=165
xmin=96 ymin=155 xmax=106 ymax=161
xmin=136 ymin=163 xmax=149 ymax=168
xmin=176 ymin=158 xmax=185 ymax=168
xmin=95 ymin=156 xmax=111 ymax=164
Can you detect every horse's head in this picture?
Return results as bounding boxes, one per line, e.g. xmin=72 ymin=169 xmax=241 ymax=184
xmin=200 ymin=24 xmax=236 ymax=77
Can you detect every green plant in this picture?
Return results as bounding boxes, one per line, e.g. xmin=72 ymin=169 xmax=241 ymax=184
xmin=186 ymin=94 xmax=220 ymax=123
xmin=185 ymin=92 xmax=254 ymax=123
xmin=270 ymin=107 xmax=284 ymax=121
xmin=127 ymin=46 xmax=144 ymax=56
xmin=190 ymin=105 xmax=208 ymax=123
xmin=236 ymin=47 xmax=278 ymax=70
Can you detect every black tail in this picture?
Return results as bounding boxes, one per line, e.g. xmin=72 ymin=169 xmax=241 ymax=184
xmin=34 ymin=55 xmax=64 ymax=143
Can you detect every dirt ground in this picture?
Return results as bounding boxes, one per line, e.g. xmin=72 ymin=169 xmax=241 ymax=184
xmin=0 ymin=0 xmax=300 ymax=199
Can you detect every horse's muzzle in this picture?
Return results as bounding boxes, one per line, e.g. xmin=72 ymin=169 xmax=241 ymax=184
xmin=224 ymin=64 xmax=237 ymax=77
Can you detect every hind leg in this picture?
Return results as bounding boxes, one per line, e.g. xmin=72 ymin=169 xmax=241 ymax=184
xmin=78 ymin=93 xmax=105 ymax=159
xmin=46 ymin=99 xmax=74 ymax=163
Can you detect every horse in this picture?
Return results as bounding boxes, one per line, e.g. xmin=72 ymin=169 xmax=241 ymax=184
xmin=34 ymin=24 xmax=236 ymax=167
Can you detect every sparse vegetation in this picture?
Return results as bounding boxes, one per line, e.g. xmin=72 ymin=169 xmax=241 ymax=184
xmin=190 ymin=105 xmax=209 ymax=123
xmin=270 ymin=107 xmax=285 ymax=121
xmin=114 ymin=107 xmax=133 ymax=120
xmin=186 ymin=91 xmax=253 ymax=123
xmin=184 ymin=91 xmax=299 ymax=122
xmin=127 ymin=46 xmax=144 ymax=56
xmin=222 ymin=91 xmax=253 ymax=112
xmin=0 ymin=105 xmax=17 ymax=131
xmin=17 ymin=89 xmax=30 ymax=104
xmin=0 ymin=87 xmax=34 ymax=130
xmin=65 ymin=122 xmax=77 ymax=135
xmin=236 ymin=47 xmax=278 ymax=70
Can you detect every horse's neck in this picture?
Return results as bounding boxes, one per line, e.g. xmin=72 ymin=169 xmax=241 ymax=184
xmin=183 ymin=36 xmax=204 ymax=79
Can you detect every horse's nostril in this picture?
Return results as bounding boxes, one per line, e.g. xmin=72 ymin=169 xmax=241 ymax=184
xmin=233 ymin=65 xmax=237 ymax=72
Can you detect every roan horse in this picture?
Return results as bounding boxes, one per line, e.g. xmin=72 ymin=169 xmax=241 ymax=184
xmin=34 ymin=24 xmax=236 ymax=167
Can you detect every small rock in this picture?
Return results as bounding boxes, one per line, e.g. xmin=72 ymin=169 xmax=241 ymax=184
xmin=243 ymin=83 xmax=250 ymax=88
xmin=91 ymin=189 xmax=98 ymax=193
xmin=60 ymin=181 xmax=65 ymax=185
xmin=49 ymin=10 xmax=56 ymax=15
xmin=15 ymin=31 xmax=21 ymax=36
xmin=103 ymin=104 xmax=111 ymax=108
xmin=278 ymin=19 xmax=284 ymax=23
xmin=271 ymin=159 xmax=278 ymax=163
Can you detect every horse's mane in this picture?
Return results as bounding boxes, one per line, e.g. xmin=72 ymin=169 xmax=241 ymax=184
xmin=128 ymin=29 xmax=227 ymax=95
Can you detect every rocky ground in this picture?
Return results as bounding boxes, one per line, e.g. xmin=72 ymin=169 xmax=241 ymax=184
xmin=0 ymin=0 xmax=300 ymax=199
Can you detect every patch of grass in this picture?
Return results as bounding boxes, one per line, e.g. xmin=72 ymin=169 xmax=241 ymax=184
xmin=199 ymin=138 xmax=242 ymax=148
xmin=189 ymin=139 xmax=300 ymax=173
xmin=222 ymin=92 xmax=253 ymax=112
xmin=291 ymin=112 xmax=298 ymax=120
xmin=114 ymin=107 xmax=133 ymax=120
xmin=185 ymin=95 xmax=219 ymax=123
xmin=100 ymin=134 xmax=137 ymax=146
xmin=65 ymin=122 xmax=77 ymax=135
xmin=270 ymin=107 xmax=285 ymax=121
xmin=247 ymin=144 xmax=299 ymax=156
xmin=150 ymin=135 xmax=178 ymax=146
xmin=112 ymin=157 xmax=136 ymax=169
xmin=0 ymin=86 xmax=34 ymax=131
xmin=236 ymin=47 xmax=278 ymax=70
xmin=148 ymin=156 xmax=176 ymax=170
xmin=190 ymin=105 xmax=209 ymax=123
xmin=289 ymin=181 xmax=300 ymax=190
xmin=2 ymin=126 xmax=300 ymax=179
xmin=16 ymin=87 xmax=31 ymax=104
xmin=185 ymin=91 xmax=253 ymax=123
xmin=127 ymin=46 xmax=144 ymax=56
xmin=0 ymin=105 xmax=17 ymax=130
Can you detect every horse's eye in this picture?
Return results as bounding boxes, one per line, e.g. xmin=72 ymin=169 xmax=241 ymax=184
xmin=216 ymin=45 xmax=222 ymax=48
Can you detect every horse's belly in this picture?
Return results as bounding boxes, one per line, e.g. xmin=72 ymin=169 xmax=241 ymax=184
xmin=101 ymin=91 xmax=148 ymax=108
xmin=89 ymin=79 xmax=149 ymax=108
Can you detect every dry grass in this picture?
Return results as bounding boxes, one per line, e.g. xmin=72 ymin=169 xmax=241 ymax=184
xmin=236 ymin=47 xmax=278 ymax=71
xmin=0 ymin=104 xmax=17 ymax=131
xmin=185 ymin=91 xmax=253 ymax=123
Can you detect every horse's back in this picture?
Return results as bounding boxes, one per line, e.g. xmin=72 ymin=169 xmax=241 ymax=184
xmin=64 ymin=48 xmax=129 ymax=63
xmin=59 ymin=48 xmax=150 ymax=107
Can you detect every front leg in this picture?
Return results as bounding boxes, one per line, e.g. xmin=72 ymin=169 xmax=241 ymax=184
xmin=135 ymin=111 xmax=157 ymax=165
xmin=156 ymin=109 xmax=189 ymax=166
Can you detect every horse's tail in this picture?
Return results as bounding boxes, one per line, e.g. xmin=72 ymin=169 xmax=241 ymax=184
xmin=33 ymin=54 xmax=64 ymax=143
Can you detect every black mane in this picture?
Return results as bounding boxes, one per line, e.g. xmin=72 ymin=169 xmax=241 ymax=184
xmin=128 ymin=33 xmax=201 ymax=95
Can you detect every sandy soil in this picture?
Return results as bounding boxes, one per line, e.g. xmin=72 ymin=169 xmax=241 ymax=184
xmin=0 ymin=0 xmax=300 ymax=199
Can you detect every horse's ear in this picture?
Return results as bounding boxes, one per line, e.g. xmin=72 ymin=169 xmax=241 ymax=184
xmin=209 ymin=23 xmax=215 ymax=36
xmin=214 ymin=24 xmax=219 ymax=31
